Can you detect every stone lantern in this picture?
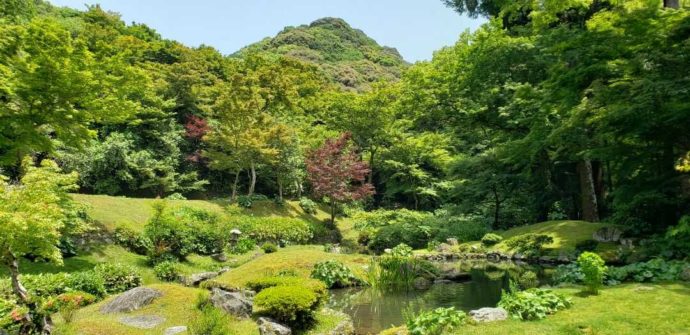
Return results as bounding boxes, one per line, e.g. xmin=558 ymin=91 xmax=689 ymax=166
xmin=229 ymin=228 xmax=242 ymax=248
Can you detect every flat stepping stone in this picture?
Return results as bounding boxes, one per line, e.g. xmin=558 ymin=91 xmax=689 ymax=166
xmin=165 ymin=326 xmax=188 ymax=335
xmin=119 ymin=315 xmax=165 ymax=329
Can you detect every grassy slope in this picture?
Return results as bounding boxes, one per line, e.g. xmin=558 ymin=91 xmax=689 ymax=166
xmin=210 ymin=245 xmax=371 ymax=289
xmin=72 ymin=194 xmax=341 ymax=232
xmin=381 ymin=283 xmax=690 ymax=335
xmin=55 ymin=284 xmax=259 ymax=335
xmin=446 ymin=220 xmax=615 ymax=256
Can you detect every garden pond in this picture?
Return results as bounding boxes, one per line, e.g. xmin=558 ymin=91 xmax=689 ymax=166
xmin=326 ymin=260 xmax=553 ymax=334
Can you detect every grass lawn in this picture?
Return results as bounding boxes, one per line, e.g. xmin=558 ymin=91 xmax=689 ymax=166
xmin=54 ymin=284 xmax=259 ymax=335
xmin=71 ymin=194 xmax=337 ymax=232
xmin=0 ymin=244 xmax=257 ymax=285
xmin=209 ymin=245 xmax=371 ymax=289
xmin=381 ymin=283 xmax=690 ymax=335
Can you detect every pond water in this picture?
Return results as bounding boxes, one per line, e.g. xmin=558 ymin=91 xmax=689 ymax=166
xmin=327 ymin=261 xmax=549 ymax=335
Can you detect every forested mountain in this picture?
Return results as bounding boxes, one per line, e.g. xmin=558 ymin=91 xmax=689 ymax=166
xmin=235 ymin=17 xmax=408 ymax=91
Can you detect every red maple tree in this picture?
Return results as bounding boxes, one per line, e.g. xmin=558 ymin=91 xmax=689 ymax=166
xmin=184 ymin=115 xmax=209 ymax=139
xmin=306 ymin=132 xmax=374 ymax=224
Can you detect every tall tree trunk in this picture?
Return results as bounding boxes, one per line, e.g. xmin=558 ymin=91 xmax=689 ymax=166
xmin=368 ymin=149 xmax=376 ymax=185
xmin=248 ymin=162 xmax=256 ymax=196
xmin=295 ymin=180 xmax=302 ymax=198
xmin=664 ymin=0 xmax=680 ymax=8
xmin=491 ymin=185 xmax=501 ymax=229
xmin=330 ymin=201 xmax=337 ymax=225
xmin=277 ymin=177 xmax=283 ymax=201
xmin=578 ymin=160 xmax=600 ymax=222
xmin=7 ymin=255 xmax=29 ymax=304
xmin=231 ymin=170 xmax=240 ymax=201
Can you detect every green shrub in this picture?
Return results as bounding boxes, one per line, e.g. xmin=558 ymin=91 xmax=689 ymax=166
xmin=310 ymin=260 xmax=363 ymax=288
xmin=575 ymin=239 xmax=599 ymax=253
xmin=390 ymin=243 xmax=413 ymax=257
xmin=505 ymin=234 xmax=554 ymax=256
xmin=46 ymin=291 xmax=96 ymax=323
xmin=165 ymin=192 xmax=187 ymax=200
xmin=606 ymin=258 xmax=686 ymax=284
xmin=254 ymin=285 xmax=320 ymax=328
xmin=261 ymin=242 xmax=278 ymax=253
xmin=481 ymin=233 xmax=503 ymax=247
xmin=498 ymin=287 xmax=572 ymax=321
xmin=299 ymin=197 xmax=318 ymax=214
xmin=113 ymin=226 xmax=151 ymax=255
xmin=144 ymin=202 xmax=194 ymax=262
xmin=154 ymin=261 xmax=181 ymax=282
xmin=237 ymin=195 xmax=253 ymax=208
xmin=19 ymin=273 xmax=71 ymax=297
xmin=577 ymin=252 xmax=606 ymax=294
xmin=245 ymin=277 xmax=327 ymax=303
xmin=431 ymin=214 xmax=489 ymax=243
xmin=406 ymin=307 xmax=466 ymax=335
xmin=0 ymin=298 xmax=21 ymax=332
xmin=368 ymin=224 xmax=430 ymax=253
xmin=94 ymin=263 xmax=142 ymax=294
xmin=553 ymin=263 xmax=584 ymax=284
xmin=233 ymin=216 xmax=313 ymax=245
xmin=66 ymin=271 xmax=106 ymax=298
xmin=518 ymin=271 xmax=539 ymax=289
xmin=229 ymin=237 xmax=256 ymax=254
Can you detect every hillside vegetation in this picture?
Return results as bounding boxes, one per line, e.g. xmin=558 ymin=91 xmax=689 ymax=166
xmin=236 ymin=17 xmax=407 ymax=91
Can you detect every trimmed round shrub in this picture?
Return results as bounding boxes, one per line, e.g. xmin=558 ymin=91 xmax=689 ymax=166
xmin=94 ymin=263 xmax=142 ymax=294
xmin=154 ymin=261 xmax=181 ymax=282
xmin=299 ymin=197 xmax=318 ymax=214
xmin=368 ymin=224 xmax=429 ymax=254
xmin=113 ymin=226 xmax=151 ymax=255
xmin=246 ymin=277 xmax=327 ymax=303
xmin=577 ymin=252 xmax=606 ymax=294
xmin=254 ymin=285 xmax=320 ymax=328
xmin=261 ymin=242 xmax=278 ymax=253
xmin=233 ymin=217 xmax=313 ymax=245
xmin=310 ymin=260 xmax=363 ymax=288
xmin=66 ymin=271 xmax=106 ymax=298
xmin=229 ymin=237 xmax=256 ymax=255
xmin=481 ymin=233 xmax=503 ymax=247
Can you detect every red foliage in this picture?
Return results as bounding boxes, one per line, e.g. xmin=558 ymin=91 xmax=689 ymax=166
xmin=184 ymin=115 xmax=209 ymax=139
xmin=306 ymin=132 xmax=374 ymax=204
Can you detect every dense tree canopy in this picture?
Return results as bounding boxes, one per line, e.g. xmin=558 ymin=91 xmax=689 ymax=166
xmin=1 ymin=0 xmax=689 ymax=235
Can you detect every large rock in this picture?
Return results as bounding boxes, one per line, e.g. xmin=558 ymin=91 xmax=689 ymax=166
xmin=100 ymin=287 xmax=162 ymax=314
xmin=469 ymin=307 xmax=508 ymax=323
xmin=119 ymin=315 xmax=165 ymax=329
xmin=185 ymin=272 xmax=220 ymax=287
xmin=593 ymin=227 xmax=622 ymax=243
xmin=440 ymin=269 xmax=471 ymax=281
xmin=435 ymin=243 xmax=453 ymax=253
xmin=258 ymin=317 xmax=292 ymax=335
xmin=210 ymin=288 xmax=253 ymax=317
xmin=164 ymin=326 xmax=188 ymax=335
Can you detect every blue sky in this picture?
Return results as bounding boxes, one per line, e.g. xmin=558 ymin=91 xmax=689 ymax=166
xmin=48 ymin=0 xmax=484 ymax=62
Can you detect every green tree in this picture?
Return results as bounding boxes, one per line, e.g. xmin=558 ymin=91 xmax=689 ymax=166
xmin=0 ymin=158 xmax=82 ymax=332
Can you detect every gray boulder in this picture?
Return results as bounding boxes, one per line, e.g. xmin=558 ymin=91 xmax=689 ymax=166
xmin=469 ymin=307 xmax=508 ymax=322
xmin=593 ymin=227 xmax=622 ymax=243
xmin=435 ymin=243 xmax=453 ymax=253
xmin=164 ymin=326 xmax=188 ymax=335
xmin=100 ymin=287 xmax=162 ymax=314
xmin=119 ymin=315 xmax=165 ymax=329
xmin=210 ymin=288 xmax=253 ymax=317
xmin=185 ymin=272 xmax=220 ymax=287
xmin=440 ymin=269 xmax=471 ymax=281
xmin=446 ymin=238 xmax=459 ymax=246
xmin=258 ymin=317 xmax=292 ymax=335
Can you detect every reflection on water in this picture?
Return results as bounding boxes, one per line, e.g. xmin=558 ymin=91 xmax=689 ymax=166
xmin=327 ymin=261 xmax=546 ymax=335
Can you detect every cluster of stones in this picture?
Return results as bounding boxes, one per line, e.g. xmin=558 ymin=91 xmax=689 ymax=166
xmin=99 ymin=283 xmax=354 ymax=335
